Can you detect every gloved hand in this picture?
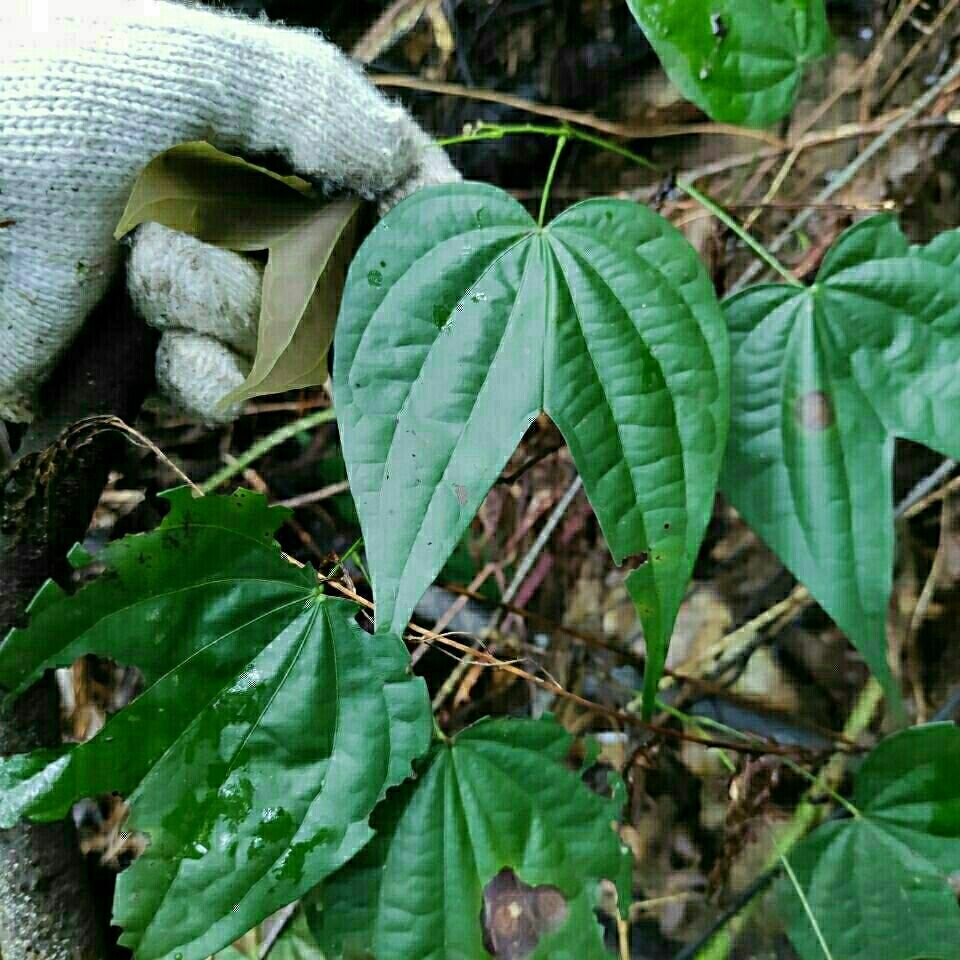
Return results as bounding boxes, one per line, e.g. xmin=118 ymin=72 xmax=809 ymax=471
xmin=0 ymin=0 xmax=459 ymax=422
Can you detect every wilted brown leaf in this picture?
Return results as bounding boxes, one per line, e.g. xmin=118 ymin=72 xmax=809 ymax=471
xmin=115 ymin=141 xmax=365 ymax=405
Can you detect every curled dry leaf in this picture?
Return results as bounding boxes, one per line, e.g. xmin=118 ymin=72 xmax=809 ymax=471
xmin=116 ymin=141 xmax=364 ymax=405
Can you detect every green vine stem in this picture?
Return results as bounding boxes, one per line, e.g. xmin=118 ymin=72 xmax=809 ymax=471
xmin=694 ymin=678 xmax=884 ymax=960
xmin=655 ymin=700 xmax=863 ymax=820
xmin=201 ymin=406 xmax=337 ymax=494
xmin=324 ymin=536 xmax=364 ymax=581
xmin=439 ymin=122 xmax=802 ymax=286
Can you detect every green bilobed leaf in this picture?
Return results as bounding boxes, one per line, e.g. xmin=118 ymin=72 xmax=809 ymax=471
xmin=0 ymin=489 xmax=431 ymax=960
xmin=116 ymin=142 xmax=364 ymax=405
xmin=780 ymin=723 xmax=960 ymax=960
xmin=721 ymin=215 xmax=960 ymax=713
xmin=306 ymin=716 xmax=632 ymax=959
xmin=334 ymin=182 xmax=729 ymax=716
xmin=625 ymin=0 xmax=832 ymax=127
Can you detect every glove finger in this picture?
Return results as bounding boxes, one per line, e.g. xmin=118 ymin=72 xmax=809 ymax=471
xmin=166 ymin=4 xmax=424 ymax=197
xmin=0 ymin=223 xmax=121 ymax=421
xmin=127 ymin=223 xmax=262 ymax=358
xmin=379 ymin=139 xmax=462 ymax=215
xmin=155 ymin=330 xmax=250 ymax=424
xmin=209 ymin=10 xmax=458 ymax=200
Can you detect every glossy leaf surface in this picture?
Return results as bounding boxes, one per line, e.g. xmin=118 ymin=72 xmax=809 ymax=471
xmin=334 ymin=181 xmax=729 ymax=715
xmin=721 ymin=215 xmax=960 ymax=710
xmin=116 ymin=141 xmax=363 ymax=404
xmin=625 ymin=0 xmax=832 ymax=127
xmin=307 ymin=716 xmax=631 ymax=960
xmin=0 ymin=489 xmax=431 ymax=960
xmin=780 ymin=723 xmax=960 ymax=959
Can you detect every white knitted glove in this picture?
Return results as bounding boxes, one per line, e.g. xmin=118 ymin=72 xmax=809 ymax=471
xmin=0 ymin=0 xmax=459 ymax=422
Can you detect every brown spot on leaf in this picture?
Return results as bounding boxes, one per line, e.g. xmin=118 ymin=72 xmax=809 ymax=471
xmin=481 ymin=868 xmax=568 ymax=959
xmin=0 ymin=219 xmax=16 ymax=229
xmin=794 ymin=390 xmax=834 ymax=431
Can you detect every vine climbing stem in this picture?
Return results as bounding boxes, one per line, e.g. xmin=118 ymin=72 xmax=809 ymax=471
xmin=688 ymin=677 xmax=884 ymax=960
xmin=200 ymin=406 xmax=337 ymax=494
xmin=439 ymin=122 xmax=802 ymax=286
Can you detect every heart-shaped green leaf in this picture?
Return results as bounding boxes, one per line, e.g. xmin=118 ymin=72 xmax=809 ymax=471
xmin=116 ymin=141 xmax=364 ymax=405
xmin=306 ymin=716 xmax=632 ymax=960
xmin=780 ymin=723 xmax=960 ymax=960
xmin=625 ymin=0 xmax=832 ymax=127
xmin=334 ymin=181 xmax=729 ymax=716
xmin=0 ymin=489 xmax=431 ymax=960
xmin=721 ymin=215 xmax=960 ymax=714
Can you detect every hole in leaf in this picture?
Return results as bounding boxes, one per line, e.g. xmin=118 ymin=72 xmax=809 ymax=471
xmin=480 ymin=867 xmax=569 ymax=959
xmin=711 ymin=13 xmax=728 ymax=38
xmin=432 ymin=304 xmax=451 ymax=329
xmin=794 ymin=390 xmax=835 ymax=431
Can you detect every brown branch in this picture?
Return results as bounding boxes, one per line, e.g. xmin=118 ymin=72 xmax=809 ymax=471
xmin=0 ymin=279 xmax=157 ymax=960
xmin=877 ymin=0 xmax=960 ymax=106
xmin=322 ymin=580 xmax=846 ymax=759
xmin=372 ymin=74 xmax=787 ymax=148
xmin=351 ymin=0 xmax=429 ymax=64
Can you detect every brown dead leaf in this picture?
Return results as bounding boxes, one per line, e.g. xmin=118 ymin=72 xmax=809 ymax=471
xmin=115 ymin=141 xmax=366 ymax=405
xmin=481 ymin=868 xmax=569 ymax=960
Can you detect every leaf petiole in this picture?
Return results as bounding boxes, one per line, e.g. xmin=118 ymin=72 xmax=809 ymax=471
xmin=681 ymin=181 xmax=802 ymax=286
xmin=325 ymin=536 xmax=364 ymax=581
xmin=538 ymin=135 xmax=568 ymax=228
